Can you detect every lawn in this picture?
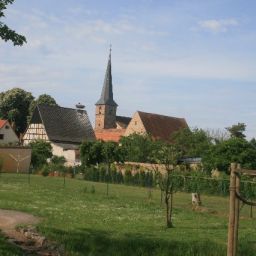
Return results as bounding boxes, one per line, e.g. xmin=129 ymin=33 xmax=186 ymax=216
xmin=0 ymin=174 xmax=255 ymax=255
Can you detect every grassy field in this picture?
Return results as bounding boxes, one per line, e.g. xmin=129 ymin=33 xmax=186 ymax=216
xmin=0 ymin=174 xmax=255 ymax=256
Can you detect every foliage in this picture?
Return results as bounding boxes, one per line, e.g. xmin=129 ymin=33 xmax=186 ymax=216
xmin=80 ymin=141 xmax=104 ymax=167
xmin=172 ymin=127 xmax=212 ymax=158
xmin=29 ymin=94 xmax=58 ymax=120
xmin=226 ymin=123 xmax=246 ymax=139
xmin=0 ymin=88 xmax=34 ymax=135
xmin=30 ymin=140 xmax=52 ymax=170
xmin=80 ymin=140 xmax=123 ymax=169
xmin=203 ymin=137 xmax=256 ymax=173
xmin=0 ymin=0 xmax=26 ymax=45
xmin=41 ymin=165 xmax=50 ymax=177
xmin=51 ymin=155 xmax=66 ymax=166
xmin=120 ymin=133 xmax=155 ymax=163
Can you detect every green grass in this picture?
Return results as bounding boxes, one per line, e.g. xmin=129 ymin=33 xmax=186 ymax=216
xmin=0 ymin=173 xmax=255 ymax=255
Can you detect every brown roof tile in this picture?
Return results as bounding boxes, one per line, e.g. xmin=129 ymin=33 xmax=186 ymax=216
xmin=137 ymin=111 xmax=188 ymax=141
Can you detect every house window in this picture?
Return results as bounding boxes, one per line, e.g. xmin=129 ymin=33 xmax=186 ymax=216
xmin=0 ymin=134 xmax=4 ymax=140
xmin=5 ymin=125 xmax=9 ymax=129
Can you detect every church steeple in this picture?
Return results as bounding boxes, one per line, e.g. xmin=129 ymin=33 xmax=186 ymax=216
xmin=95 ymin=47 xmax=118 ymax=130
xmin=95 ymin=47 xmax=117 ymax=107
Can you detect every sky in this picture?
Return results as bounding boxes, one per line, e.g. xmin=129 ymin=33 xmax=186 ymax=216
xmin=1 ymin=0 xmax=256 ymax=138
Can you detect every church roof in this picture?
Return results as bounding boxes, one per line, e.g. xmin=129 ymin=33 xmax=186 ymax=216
xmin=116 ymin=116 xmax=131 ymax=128
xmin=95 ymin=51 xmax=118 ymax=106
xmin=30 ymin=104 xmax=95 ymax=144
xmin=137 ymin=111 xmax=188 ymax=141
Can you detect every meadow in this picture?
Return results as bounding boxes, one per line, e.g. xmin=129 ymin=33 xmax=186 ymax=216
xmin=0 ymin=174 xmax=255 ymax=256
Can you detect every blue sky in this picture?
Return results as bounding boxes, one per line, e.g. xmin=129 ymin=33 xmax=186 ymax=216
xmin=1 ymin=0 xmax=256 ymax=137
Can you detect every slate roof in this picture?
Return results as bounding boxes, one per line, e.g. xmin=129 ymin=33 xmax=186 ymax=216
xmin=137 ymin=111 xmax=188 ymax=141
xmin=30 ymin=104 xmax=95 ymax=144
xmin=0 ymin=120 xmax=7 ymax=129
xmin=95 ymin=52 xmax=118 ymax=106
xmin=116 ymin=116 xmax=131 ymax=129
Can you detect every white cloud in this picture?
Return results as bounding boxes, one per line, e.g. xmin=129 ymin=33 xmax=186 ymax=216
xmin=198 ymin=18 xmax=238 ymax=32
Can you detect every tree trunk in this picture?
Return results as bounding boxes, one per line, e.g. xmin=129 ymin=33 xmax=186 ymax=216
xmin=165 ymin=192 xmax=173 ymax=228
xmin=192 ymin=193 xmax=202 ymax=209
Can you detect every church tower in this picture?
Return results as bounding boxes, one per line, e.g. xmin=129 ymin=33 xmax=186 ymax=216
xmin=95 ymin=49 xmax=118 ymax=129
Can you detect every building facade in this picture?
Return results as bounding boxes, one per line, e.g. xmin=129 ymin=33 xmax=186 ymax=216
xmin=0 ymin=120 xmax=19 ymax=145
xmin=23 ymin=104 xmax=95 ymax=166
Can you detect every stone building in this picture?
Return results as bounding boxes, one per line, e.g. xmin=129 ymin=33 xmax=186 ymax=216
xmin=94 ymin=51 xmax=131 ymax=142
xmin=94 ymin=51 xmax=188 ymax=142
xmin=125 ymin=111 xmax=188 ymax=141
xmin=23 ymin=104 xmax=95 ymax=165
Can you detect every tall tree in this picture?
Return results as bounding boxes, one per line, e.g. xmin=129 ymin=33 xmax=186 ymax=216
xmin=29 ymin=94 xmax=58 ymax=119
xmin=172 ymin=127 xmax=212 ymax=158
xmin=119 ymin=133 xmax=154 ymax=163
xmin=0 ymin=0 xmax=26 ymax=45
xmin=226 ymin=123 xmax=246 ymax=139
xmin=0 ymin=88 xmax=34 ymax=135
xmin=203 ymin=137 xmax=256 ymax=173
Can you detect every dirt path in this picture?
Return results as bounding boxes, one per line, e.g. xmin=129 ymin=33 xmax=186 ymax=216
xmin=0 ymin=209 xmax=61 ymax=256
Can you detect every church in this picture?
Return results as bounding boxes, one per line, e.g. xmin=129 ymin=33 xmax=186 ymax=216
xmin=94 ymin=50 xmax=188 ymax=142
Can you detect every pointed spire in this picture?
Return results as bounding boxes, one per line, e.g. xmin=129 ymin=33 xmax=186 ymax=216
xmin=95 ymin=46 xmax=118 ymax=106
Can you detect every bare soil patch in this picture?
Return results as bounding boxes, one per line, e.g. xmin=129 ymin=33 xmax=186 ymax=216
xmin=0 ymin=209 xmax=62 ymax=256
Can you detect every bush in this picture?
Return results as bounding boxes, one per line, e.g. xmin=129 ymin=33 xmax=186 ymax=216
xmin=41 ymin=165 xmax=50 ymax=177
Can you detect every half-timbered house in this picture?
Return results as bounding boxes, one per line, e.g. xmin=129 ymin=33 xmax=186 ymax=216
xmin=23 ymin=104 xmax=95 ymax=165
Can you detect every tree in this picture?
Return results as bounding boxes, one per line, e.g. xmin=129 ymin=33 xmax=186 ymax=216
xmin=102 ymin=141 xmax=121 ymax=195
xmin=172 ymin=127 xmax=212 ymax=159
xmin=30 ymin=140 xmax=52 ymax=170
xmin=154 ymin=142 xmax=181 ymax=228
xmin=0 ymin=0 xmax=26 ymax=45
xmin=119 ymin=133 xmax=154 ymax=163
xmin=203 ymin=137 xmax=256 ymax=173
xmin=226 ymin=123 xmax=246 ymax=139
xmin=171 ymin=128 xmax=212 ymax=207
xmin=0 ymin=88 xmax=34 ymax=136
xmin=29 ymin=94 xmax=58 ymax=119
xmin=80 ymin=141 xmax=104 ymax=167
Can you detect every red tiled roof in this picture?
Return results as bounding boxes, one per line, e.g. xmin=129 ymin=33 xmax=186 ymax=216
xmin=95 ymin=129 xmax=125 ymax=142
xmin=138 ymin=111 xmax=188 ymax=141
xmin=0 ymin=120 xmax=7 ymax=129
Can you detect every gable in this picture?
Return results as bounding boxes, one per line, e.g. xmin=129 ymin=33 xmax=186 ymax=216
xmin=138 ymin=111 xmax=188 ymax=141
xmin=124 ymin=112 xmax=146 ymax=137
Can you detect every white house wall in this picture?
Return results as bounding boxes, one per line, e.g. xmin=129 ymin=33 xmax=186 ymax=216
xmin=51 ymin=143 xmax=79 ymax=166
xmin=23 ymin=124 xmax=49 ymax=145
xmin=0 ymin=122 xmax=19 ymax=144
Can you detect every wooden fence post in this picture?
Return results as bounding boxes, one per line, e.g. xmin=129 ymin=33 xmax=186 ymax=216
xmin=233 ymin=164 xmax=241 ymax=256
xmin=227 ymin=163 xmax=237 ymax=256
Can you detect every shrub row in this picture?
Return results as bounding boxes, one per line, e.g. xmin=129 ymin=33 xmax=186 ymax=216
xmin=82 ymin=166 xmax=256 ymax=199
